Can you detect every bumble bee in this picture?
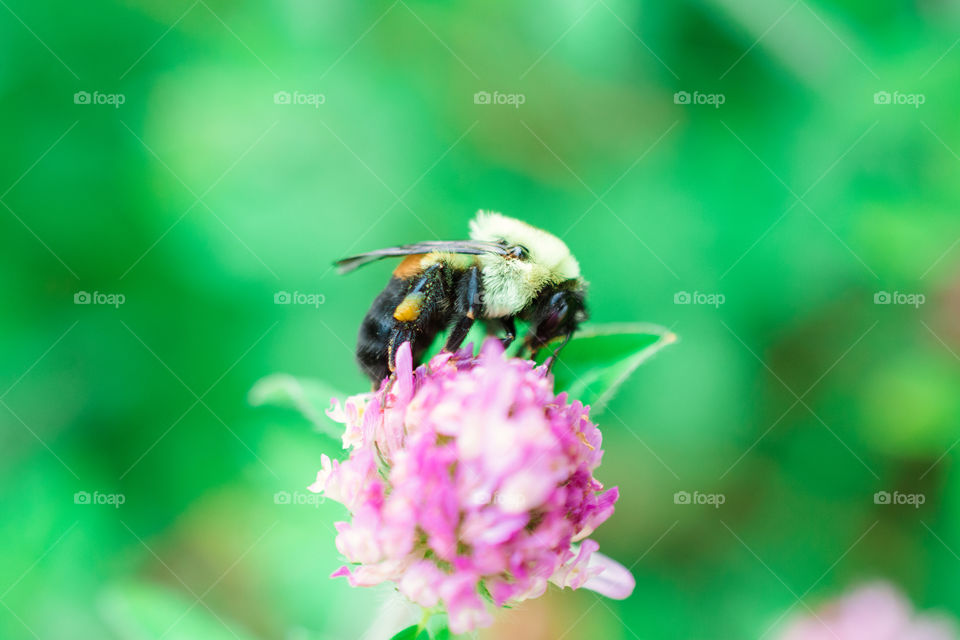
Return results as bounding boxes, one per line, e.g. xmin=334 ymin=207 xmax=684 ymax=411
xmin=336 ymin=211 xmax=588 ymax=383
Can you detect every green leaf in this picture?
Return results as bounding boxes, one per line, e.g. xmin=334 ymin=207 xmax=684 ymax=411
xmin=389 ymin=624 xmax=431 ymax=640
xmin=248 ymin=373 xmax=346 ymax=437
xmin=539 ymin=323 xmax=677 ymax=414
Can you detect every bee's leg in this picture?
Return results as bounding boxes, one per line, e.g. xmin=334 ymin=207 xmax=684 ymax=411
xmin=515 ymin=324 xmax=540 ymax=359
xmin=519 ymin=327 xmax=566 ymax=363
xmin=544 ymin=331 xmax=574 ymax=373
xmin=498 ymin=317 xmax=517 ymax=349
xmin=386 ymin=326 xmax=419 ymax=371
xmin=386 ymin=263 xmax=447 ymax=372
xmin=444 ymin=265 xmax=481 ymax=352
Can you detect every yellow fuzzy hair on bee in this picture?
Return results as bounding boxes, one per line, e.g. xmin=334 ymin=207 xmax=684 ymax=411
xmin=468 ymin=211 xmax=582 ymax=317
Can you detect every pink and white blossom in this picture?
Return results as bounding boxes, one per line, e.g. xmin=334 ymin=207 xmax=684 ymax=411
xmin=310 ymin=339 xmax=633 ymax=633
xmin=778 ymin=582 xmax=958 ymax=640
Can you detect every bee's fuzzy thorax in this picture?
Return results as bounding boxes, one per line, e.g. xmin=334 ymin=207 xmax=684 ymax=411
xmin=469 ymin=211 xmax=582 ymax=317
xmin=470 ymin=211 xmax=581 ymax=280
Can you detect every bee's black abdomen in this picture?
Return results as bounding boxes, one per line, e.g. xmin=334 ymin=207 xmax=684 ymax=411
xmin=356 ymin=277 xmax=408 ymax=383
xmin=355 ymin=264 xmax=456 ymax=384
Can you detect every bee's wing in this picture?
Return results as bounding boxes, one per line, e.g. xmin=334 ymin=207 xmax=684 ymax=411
xmin=335 ymin=240 xmax=508 ymax=274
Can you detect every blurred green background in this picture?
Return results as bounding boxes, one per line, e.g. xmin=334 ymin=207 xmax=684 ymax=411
xmin=2 ymin=1 xmax=960 ymax=638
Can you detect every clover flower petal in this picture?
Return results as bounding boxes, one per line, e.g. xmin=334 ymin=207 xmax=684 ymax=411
xmin=312 ymin=339 xmax=632 ymax=632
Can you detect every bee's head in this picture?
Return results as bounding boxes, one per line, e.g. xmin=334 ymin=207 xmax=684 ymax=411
xmin=525 ymin=281 xmax=588 ymax=353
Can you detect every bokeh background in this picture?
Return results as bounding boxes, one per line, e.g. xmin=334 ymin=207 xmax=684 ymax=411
xmin=2 ymin=1 xmax=960 ymax=638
